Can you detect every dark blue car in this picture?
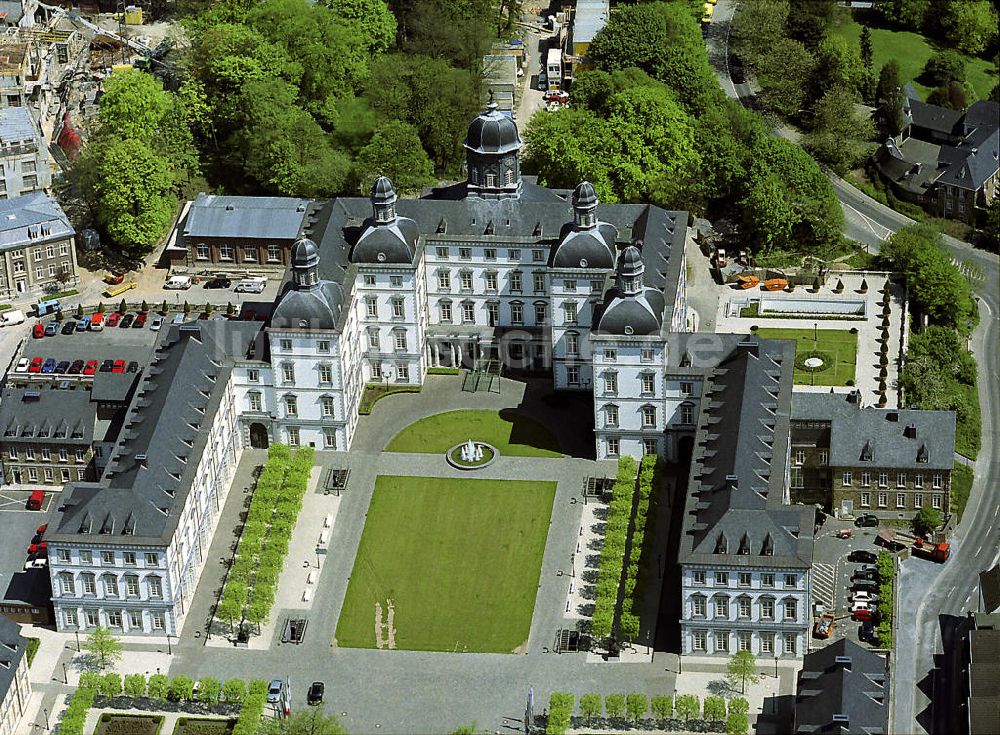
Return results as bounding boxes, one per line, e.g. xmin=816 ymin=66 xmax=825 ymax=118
xmin=41 ymin=358 xmax=57 ymax=373
xmin=44 ymin=322 xmax=58 ymax=336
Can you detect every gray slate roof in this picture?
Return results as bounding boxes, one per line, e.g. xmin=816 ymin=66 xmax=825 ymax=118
xmin=795 ymin=639 xmax=889 ymax=734
xmin=0 ymin=616 xmax=27 ymax=706
xmin=969 ymin=627 xmax=1000 ymax=735
xmin=679 ymin=335 xmax=814 ymax=569
xmin=183 ymin=193 xmax=308 ymax=241
xmin=0 ymin=106 xmax=39 ymax=146
xmin=792 ymin=392 xmax=955 ymax=470
xmin=0 ymin=192 xmax=75 ymax=253
xmin=936 ymin=122 xmax=1000 ymax=191
xmin=0 ymin=386 xmax=95 ymax=445
xmin=981 ymin=564 xmax=1000 ymax=615
xmin=572 ymin=0 xmax=609 ymax=44
xmin=90 ymin=372 xmax=140 ymax=403
xmin=50 ymin=320 xmax=265 ymax=546
xmin=905 ymin=97 xmax=962 ymax=136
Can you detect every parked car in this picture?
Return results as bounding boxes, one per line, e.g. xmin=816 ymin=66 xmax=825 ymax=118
xmin=852 ymin=580 xmax=879 ymax=594
xmin=119 ymin=314 xmax=135 ymax=328
xmin=852 ymin=591 xmax=881 ymax=604
xmin=165 ymin=275 xmax=193 ymax=290
xmin=44 ymin=322 xmax=59 ymax=336
xmin=307 ymin=682 xmax=324 ymax=705
xmin=852 ymin=607 xmax=875 ymax=622
xmin=76 ymin=317 xmax=91 ymax=331
xmin=107 ymin=312 xmax=121 ymax=328
xmin=83 ymin=360 xmax=99 ymax=376
xmin=854 ymin=564 xmax=876 ymax=574
xmin=267 ymin=679 xmax=283 ymax=703
xmin=36 ymin=524 xmax=47 ymax=535
xmin=126 ymin=361 xmax=139 ymax=373
xmin=235 ymin=277 xmax=267 ymax=293
xmin=55 ymin=361 xmax=70 ymax=374
xmin=855 ymin=514 xmax=879 ymax=528
xmin=99 ymin=359 xmax=114 ymax=373
xmin=61 ymin=321 xmax=77 ymax=335
xmin=849 ymin=550 xmax=878 ymax=564
xmin=543 ymin=90 xmax=569 ymax=103
xmin=14 ymin=357 xmax=29 ymax=372
xmin=26 ymin=489 xmax=45 ymax=510
xmin=90 ymin=313 xmax=105 ymax=331
xmin=852 ymin=569 xmax=877 ymax=582
xmin=68 ymin=359 xmax=85 ymax=374
xmin=133 ymin=313 xmax=147 ymax=328
xmin=859 ymin=620 xmax=876 ymax=641
xmin=27 ymin=541 xmax=47 ymax=554
xmin=32 ymin=323 xmax=45 ymax=338
xmin=850 ymin=600 xmax=871 ymax=613
xmin=28 ymin=357 xmax=43 ymax=373
xmin=204 ymin=274 xmax=232 ymax=289
xmin=0 ymin=309 xmax=25 ymax=327
xmin=149 ymin=315 xmax=163 ymax=331
xmin=41 ymin=358 xmax=57 ymax=373
xmin=112 ymin=359 xmax=126 ymax=374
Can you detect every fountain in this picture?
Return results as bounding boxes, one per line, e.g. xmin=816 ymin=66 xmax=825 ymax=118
xmin=461 ymin=440 xmax=483 ymax=463
xmin=446 ymin=439 xmax=497 ymax=470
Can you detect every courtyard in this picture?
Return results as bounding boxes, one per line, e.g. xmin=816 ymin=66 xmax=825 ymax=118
xmin=755 ymin=327 xmax=858 ymax=387
xmin=385 ymin=409 xmax=563 ymax=458
xmin=335 ymin=475 xmax=556 ymax=653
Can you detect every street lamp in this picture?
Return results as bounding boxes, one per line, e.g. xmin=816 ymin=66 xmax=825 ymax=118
xmin=774 ymin=651 xmax=780 ymax=678
xmin=43 ymin=707 xmax=49 ymax=730
xmin=166 ymin=634 xmax=172 ymax=655
xmin=62 ymin=661 xmax=68 ymax=684
xmin=75 ymin=630 xmax=80 ymax=652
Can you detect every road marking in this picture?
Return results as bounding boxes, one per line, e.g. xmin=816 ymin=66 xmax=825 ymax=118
xmin=839 ymin=199 xmax=893 ymax=240
xmin=812 ymin=563 xmax=836 ymax=610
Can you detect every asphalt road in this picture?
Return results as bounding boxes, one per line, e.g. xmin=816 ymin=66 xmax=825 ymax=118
xmin=708 ymin=3 xmax=1000 ymax=733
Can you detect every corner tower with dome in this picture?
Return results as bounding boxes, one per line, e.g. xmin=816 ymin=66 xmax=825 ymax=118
xmin=243 ymin=103 xmax=693 ymax=459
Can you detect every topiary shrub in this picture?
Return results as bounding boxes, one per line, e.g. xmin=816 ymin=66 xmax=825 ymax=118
xmin=147 ymin=674 xmax=169 ymax=700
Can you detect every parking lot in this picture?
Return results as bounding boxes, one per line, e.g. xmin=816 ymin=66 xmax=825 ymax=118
xmin=810 ymin=515 xmax=887 ymax=651
xmin=0 ymin=494 xmax=58 ymax=619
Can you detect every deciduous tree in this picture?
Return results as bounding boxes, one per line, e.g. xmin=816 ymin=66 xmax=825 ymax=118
xmin=726 ymin=650 xmax=760 ymax=694
xmin=942 ymin=0 xmax=997 ymax=56
xmin=83 ymin=626 xmax=123 ymax=671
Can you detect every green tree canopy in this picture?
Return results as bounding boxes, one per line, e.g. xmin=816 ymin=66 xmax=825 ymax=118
xmin=352 ymin=120 xmax=434 ymax=193
xmin=753 ymin=38 xmax=814 ymax=118
xmin=83 ymin=626 xmax=123 ymax=671
xmin=322 ymin=0 xmax=397 ymax=55
xmin=922 ymin=50 xmax=966 ymax=86
xmin=260 ymin=708 xmax=348 ymax=734
xmin=803 ymin=84 xmax=876 ymax=174
xmin=726 ymin=650 xmax=760 ymax=694
xmin=878 ymin=0 xmax=930 ymax=30
xmin=942 ymin=0 xmax=998 ymax=56
xmin=97 ymin=68 xmax=172 ymax=140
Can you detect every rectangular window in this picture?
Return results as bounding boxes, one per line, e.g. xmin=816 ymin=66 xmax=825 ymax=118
xmin=151 ymin=613 xmax=165 ymax=630
xmin=319 ymin=364 xmax=333 ymax=383
xmin=932 ymin=493 xmax=942 ymax=509
xmin=896 ymin=492 xmax=906 ymax=508
xmin=487 ymin=302 xmax=498 ymax=326
xmin=760 ymin=635 xmax=773 ymax=654
xmin=643 ymin=438 xmax=657 ymax=455
xmin=436 ymin=246 xmax=449 ymax=258
xmin=396 ymin=362 xmax=409 ymax=382
xmin=391 ymin=298 xmax=405 ymax=319
xmin=145 ymin=553 xmax=159 ymax=567
xmin=287 ymin=427 xmax=300 ymax=447
xmin=605 ymin=405 xmax=618 ymax=427
xmin=565 ymin=333 xmax=578 ymax=356
xmin=394 ymin=331 xmax=407 ymax=351
xmin=57 ymin=549 xmax=71 ymax=563
xmin=148 ymin=577 xmax=162 ymax=597
xmin=715 ymin=572 xmax=729 ymax=586
xmin=510 ymin=303 xmax=522 ymax=324
xmin=62 ymin=469 xmax=71 ymax=482
xmin=129 ymin=611 xmax=143 ymax=629
xmin=761 ymin=574 xmax=774 ymax=588
xmin=738 ymin=572 xmax=751 ymax=587
xmin=760 ymin=598 xmax=774 ymax=620
xmin=390 ymin=275 xmax=403 ymax=288
xmin=819 ymin=450 xmax=829 ymax=465
xmin=462 ymin=303 xmax=475 ymax=323
xmin=219 ymin=244 xmax=234 ymax=261
xmin=439 ymin=302 xmax=452 ymax=322
xmin=370 ymin=361 xmax=382 ymax=379
xmin=438 ymin=271 xmax=451 ymax=290
xmin=681 ymin=382 xmax=694 ymax=395
xmin=459 ymin=247 xmax=472 ymax=259
xmin=282 ymin=364 xmax=295 ymax=383
xmin=897 ymin=472 xmax=906 ymax=488
xmin=915 ymin=474 xmax=924 ymax=488
xmin=784 ymin=633 xmax=797 ymax=655
xmin=101 ymin=551 xmax=114 ymax=565
xmin=363 ymin=274 xmax=376 ymax=287
xmin=532 ymin=249 xmax=545 ymax=262
xmin=715 ymin=631 xmax=729 ymax=653
xmin=641 ymin=348 xmax=654 ymax=362
xmin=591 ymin=279 xmax=603 ymax=293
xmin=6 ymin=447 xmax=15 ymax=460
xmin=607 ymin=438 xmax=619 ymax=456
xmin=714 ymin=597 xmax=728 ymax=618
xmin=485 ymin=272 xmax=498 ymax=291
xmin=642 ymin=406 xmax=656 ymax=428
xmin=738 ymin=598 xmax=751 ymax=618
xmin=533 ymin=273 xmax=545 ymax=293
xmin=104 ymin=576 xmax=118 ymax=596
xmin=123 ymin=553 xmax=136 ymax=566
xmin=564 ymin=279 xmax=577 ymax=292
xmin=567 ymin=366 xmax=579 ymax=385
xmin=247 ymin=369 xmax=260 ymax=383
xmin=878 ymin=492 xmax=888 ymax=508
xmin=861 ymin=472 xmax=871 ymax=487
xmin=85 ymin=610 xmax=99 ymax=627
xmin=248 ymin=392 xmax=262 ymax=412
xmin=321 ymin=396 xmax=334 ymax=417
xmin=508 ymin=249 xmax=520 ymax=261
xmin=323 ymin=428 xmax=337 ymax=449
xmin=641 ymin=374 xmax=655 ymax=394
xmin=267 ymin=244 xmax=281 ymax=262
xmin=603 ymin=349 xmax=617 ymax=362
xmin=280 ymin=338 xmax=292 ymax=351
xmin=534 ymin=303 xmax=546 ymax=324
xmin=843 ymin=472 xmax=853 ymax=486
xmin=79 ymin=550 xmax=92 ymax=565
xmin=61 ymin=575 xmax=75 ymax=594
xmin=604 ymin=373 xmax=617 ymax=395
xmin=125 ymin=576 xmax=139 ymax=596
xmin=243 ymin=245 xmax=257 ymax=263
xmin=932 ymin=474 xmax=942 ymax=489
xmin=82 ymin=574 xmax=95 ymax=595
xmin=563 ymin=302 xmax=577 ymax=324
xmin=28 ymin=468 xmax=37 ymax=481
xmin=784 ymin=574 xmax=797 ymax=588
xmin=914 ymin=493 xmax=923 ymax=508
xmin=693 ymin=631 xmax=706 ymax=651
xmin=795 ymin=449 xmax=805 ymax=465
xmin=317 ymin=340 xmax=331 ymax=353
xmin=693 ymin=570 xmax=706 ymax=585
xmin=737 ymin=631 xmax=751 ymax=652
xmin=860 ymin=492 xmax=871 ymax=507
xmin=365 ymin=297 xmax=377 ymax=318
xmin=196 ymin=244 xmax=209 ymax=260
xmin=878 ymin=472 xmax=889 ymax=488
xmin=108 ymin=610 xmax=122 ymax=628
xmin=509 ymin=271 xmax=522 ymax=292
xmin=484 ymin=248 xmax=496 ymax=260
xmin=368 ymin=328 xmax=380 ymax=350
xmin=692 ymin=596 xmax=706 ymax=616
xmin=64 ymin=609 xmax=78 ymax=627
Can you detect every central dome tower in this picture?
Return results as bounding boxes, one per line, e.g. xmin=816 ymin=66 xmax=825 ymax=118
xmin=463 ymin=102 xmax=522 ymax=199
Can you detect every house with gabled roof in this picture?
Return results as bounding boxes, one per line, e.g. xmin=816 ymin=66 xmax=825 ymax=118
xmin=794 ymin=638 xmax=889 ymax=734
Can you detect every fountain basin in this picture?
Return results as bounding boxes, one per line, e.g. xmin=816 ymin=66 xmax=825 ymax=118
xmin=446 ymin=442 xmax=498 ymax=470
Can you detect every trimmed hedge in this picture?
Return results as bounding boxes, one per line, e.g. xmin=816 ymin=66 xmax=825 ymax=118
xmin=59 ymin=685 xmax=96 ymax=735
xmin=877 ymin=550 xmax=895 ymax=648
xmin=25 ymin=637 xmax=39 ymax=666
xmin=545 ymin=692 xmax=574 ymax=735
xmin=591 ymin=456 xmax=638 ymax=639
xmin=232 ymin=680 xmax=268 ymax=735
xmin=622 ymin=455 xmax=663 ymax=639
xmin=218 ymin=445 xmax=314 ymax=633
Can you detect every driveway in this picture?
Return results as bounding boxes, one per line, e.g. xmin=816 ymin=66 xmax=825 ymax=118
xmin=516 ymin=19 xmax=551 ymax=126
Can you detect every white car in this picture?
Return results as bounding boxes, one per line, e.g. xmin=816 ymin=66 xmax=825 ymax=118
xmin=14 ymin=357 xmax=29 ymax=373
xmin=850 ymin=600 xmax=871 ymax=612
xmin=852 ymin=591 xmax=880 ymax=604
xmin=537 ymin=72 xmax=547 ymax=89
xmin=149 ymin=315 xmax=164 ymax=331
xmin=235 ymin=277 xmax=267 ymax=294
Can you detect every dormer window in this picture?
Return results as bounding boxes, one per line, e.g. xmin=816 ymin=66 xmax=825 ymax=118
xmin=714 ymin=533 xmax=727 ymax=554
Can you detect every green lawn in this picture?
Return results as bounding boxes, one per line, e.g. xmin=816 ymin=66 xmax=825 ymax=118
xmin=950 ymin=462 xmax=973 ymax=520
xmin=756 ymin=328 xmax=859 ymax=386
xmin=335 ymin=475 xmax=556 ymax=652
xmin=830 ymin=15 xmax=997 ymax=100
xmin=385 ymin=409 xmax=562 ymax=457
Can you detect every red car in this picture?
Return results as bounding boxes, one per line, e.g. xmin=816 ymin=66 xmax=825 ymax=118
xmin=112 ymin=359 xmax=126 ymax=373
xmin=133 ymin=313 xmax=147 ymax=328
xmin=107 ymin=312 xmax=121 ymax=327
xmin=28 ymin=541 xmax=47 ymax=555
xmin=852 ymin=608 xmax=875 ymax=622
xmin=83 ymin=360 xmax=99 ymax=376
xmin=26 ymin=490 xmax=45 ymax=511
xmin=543 ymin=90 xmax=570 ymax=104
xmin=32 ymin=323 xmax=45 ymax=338
xmin=28 ymin=357 xmax=43 ymax=373
xmin=36 ymin=524 xmax=48 ymax=535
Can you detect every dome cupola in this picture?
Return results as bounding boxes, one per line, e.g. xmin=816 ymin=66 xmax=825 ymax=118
xmin=464 ymin=100 xmax=522 ymax=200
xmin=616 ymin=243 xmax=645 ymax=296
xmin=291 ymin=237 xmax=320 ymax=288
xmin=572 ymin=181 xmax=599 ymax=229
xmin=371 ymin=176 xmax=397 ymax=224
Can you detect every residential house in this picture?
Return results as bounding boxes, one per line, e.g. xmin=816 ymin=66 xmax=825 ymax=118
xmin=794 ymin=638 xmax=889 ymax=734
xmin=0 ymin=106 xmax=48 ymax=198
xmin=0 ymin=616 xmax=30 ymax=735
xmin=0 ymin=191 xmax=76 ymax=298
xmin=791 ymin=391 xmax=956 ymax=518
xmin=167 ymin=193 xmax=308 ymax=272
xmin=566 ymin=0 xmax=609 ymax=78
xmin=875 ymin=90 xmax=999 ymax=225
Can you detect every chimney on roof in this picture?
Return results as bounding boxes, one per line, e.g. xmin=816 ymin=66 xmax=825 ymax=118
xmin=904 ymin=423 xmax=917 ymax=439
xmin=834 ymin=655 xmax=852 ymax=671
xmin=887 ymin=412 xmax=899 ymax=422
xmin=136 ymin=453 xmax=147 ymax=468
xmin=725 ymin=474 xmax=738 ymax=489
